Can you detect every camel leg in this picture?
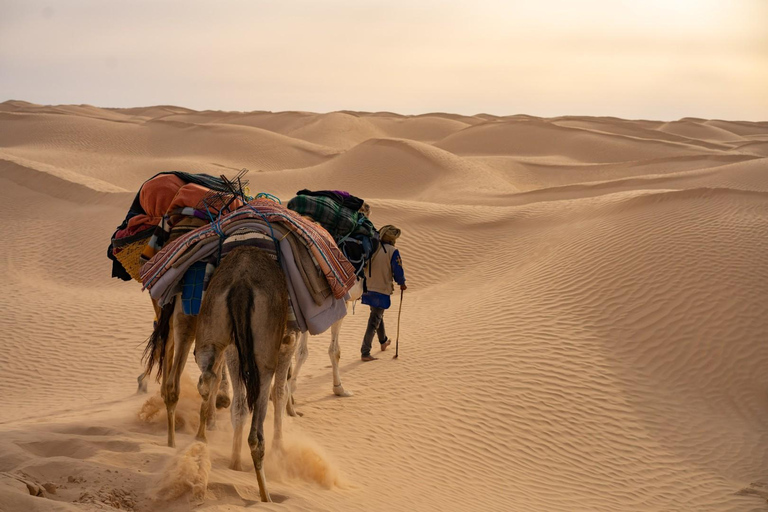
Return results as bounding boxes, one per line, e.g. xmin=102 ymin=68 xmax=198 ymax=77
xmin=206 ymin=358 xmax=225 ymax=431
xmin=290 ymin=331 xmax=309 ymax=396
xmin=285 ymin=331 xmax=307 ymax=417
xmin=164 ymin=303 xmax=196 ymax=448
xmin=330 ymin=315 xmax=352 ymax=397
xmin=284 ymin=364 xmax=302 ymax=417
xmin=216 ymin=364 xmax=231 ymax=409
xmin=273 ymin=331 xmax=297 ymax=450
xmin=160 ymin=331 xmax=173 ymax=401
xmin=249 ymin=373 xmax=274 ymax=502
xmin=226 ymin=347 xmax=248 ymax=471
xmin=195 ymin=344 xmax=221 ymax=441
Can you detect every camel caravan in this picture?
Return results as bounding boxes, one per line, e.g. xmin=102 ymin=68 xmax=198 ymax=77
xmin=108 ymin=170 xmax=381 ymax=502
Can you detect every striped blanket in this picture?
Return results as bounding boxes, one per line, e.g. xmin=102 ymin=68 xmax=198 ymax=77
xmin=140 ymin=199 xmax=357 ymax=300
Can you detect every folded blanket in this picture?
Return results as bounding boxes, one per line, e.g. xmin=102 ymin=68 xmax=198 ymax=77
xmin=286 ymin=230 xmax=331 ymax=306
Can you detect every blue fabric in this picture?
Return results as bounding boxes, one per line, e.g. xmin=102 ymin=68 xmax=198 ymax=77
xmin=181 ymin=261 xmax=207 ymax=315
xmin=391 ymin=249 xmax=406 ymax=286
xmin=362 ymin=291 xmax=391 ymax=309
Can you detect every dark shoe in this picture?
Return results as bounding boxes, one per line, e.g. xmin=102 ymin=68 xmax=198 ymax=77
xmin=380 ymin=338 xmax=391 ymax=351
xmin=361 ymin=355 xmax=378 ymax=362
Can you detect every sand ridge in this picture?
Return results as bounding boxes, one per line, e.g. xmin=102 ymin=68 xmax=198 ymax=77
xmin=0 ymin=100 xmax=767 ymax=511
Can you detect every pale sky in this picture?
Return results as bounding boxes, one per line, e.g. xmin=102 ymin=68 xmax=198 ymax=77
xmin=0 ymin=0 xmax=766 ymax=120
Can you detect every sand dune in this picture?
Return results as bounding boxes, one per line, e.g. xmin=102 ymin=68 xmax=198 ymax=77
xmin=0 ymin=108 xmax=338 ymax=189
xmin=658 ymin=119 xmax=747 ymax=143
xmin=705 ymin=120 xmax=768 ymax=138
xmin=106 ymin=109 xmax=475 ymax=149
xmin=554 ymin=117 xmax=735 ymax=151
xmin=249 ymin=137 xmax=517 ymax=204
xmin=360 ymin=114 xmax=472 ymax=143
xmin=434 ymin=118 xmax=722 ymax=163
xmin=1 ymin=101 xmax=767 ymax=512
xmin=470 ymin=154 xmax=761 ymax=193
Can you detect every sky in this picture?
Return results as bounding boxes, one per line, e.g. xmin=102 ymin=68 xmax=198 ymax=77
xmin=0 ymin=0 xmax=766 ymax=120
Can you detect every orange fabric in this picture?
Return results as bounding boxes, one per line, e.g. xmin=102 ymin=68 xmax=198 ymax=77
xmin=125 ymin=176 xmax=244 ymax=232
xmin=168 ymin=183 xmax=243 ymax=216
xmin=126 ymin=174 xmax=186 ymax=231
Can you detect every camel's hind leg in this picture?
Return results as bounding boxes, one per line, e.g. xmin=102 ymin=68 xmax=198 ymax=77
xmin=289 ymin=331 xmax=309 ymax=396
xmin=285 ymin=331 xmax=307 ymax=417
xmin=195 ymin=344 xmax=225 ymax=441
xmin=273 ymin=331 xmax=297 ymax=449
xmin=330 ymin=315 xmax=352 ymax=397
xmin=164 ymin=301 xmax=196 ymax=448
xmin=216 ymin=364 xmax=231 ymax=410
xmin=226 ymin=346 xmax=248 ymax=471
xmin=249 ymin=372 xmax=274 ymax=502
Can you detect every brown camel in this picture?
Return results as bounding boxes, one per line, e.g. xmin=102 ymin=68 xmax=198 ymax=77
xmin=193 ymin=246 xmax=296 ymax=503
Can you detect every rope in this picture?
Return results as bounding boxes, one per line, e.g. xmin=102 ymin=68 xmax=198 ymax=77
xmin=255 ymin=192 xmax=282 ymax=204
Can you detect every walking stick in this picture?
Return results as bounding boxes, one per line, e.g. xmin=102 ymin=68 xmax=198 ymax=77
xmin=394 ymin=288 xmax=403 ymax=359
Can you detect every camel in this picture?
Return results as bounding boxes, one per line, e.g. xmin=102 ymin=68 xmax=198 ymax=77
xmin=142 ymin=297 xmax=232 ymax=448
xmin=286 ymin=277 xmax=364 ymax=410
xmin=193 ymin=246 xmax=296 ymax=503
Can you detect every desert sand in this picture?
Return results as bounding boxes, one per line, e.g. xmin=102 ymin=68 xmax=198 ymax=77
xmin=1 ymin=100 xmax=767 ymax=511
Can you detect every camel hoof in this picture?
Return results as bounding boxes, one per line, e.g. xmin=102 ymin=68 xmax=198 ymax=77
xmin=230 ymin=462 xmax=242 ymax=472
xmin=215 ymin=394 xmax=231 ymax=409
xmin=333 ymin=385 xmax=353 ymax=397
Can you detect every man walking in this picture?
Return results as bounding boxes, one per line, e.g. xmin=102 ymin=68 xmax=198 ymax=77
xmin=360 ymin=225 xmax=407 ymax=361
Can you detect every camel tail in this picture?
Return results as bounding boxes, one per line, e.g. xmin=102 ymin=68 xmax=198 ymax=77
xmin=143 ymin=297 xmax=175 ymax=382
xmin=228 ymin=283 xmax=259 ymax=412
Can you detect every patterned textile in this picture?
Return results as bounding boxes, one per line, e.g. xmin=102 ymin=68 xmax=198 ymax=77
xmin=295 ymin=189 xmax=365 ymax=212
xmin=141 ymin=199 xmax=357 ymax=299
xmin=286 ymin=194 xmax=376 ymax=242
xmin=287 ymin=193 xmax=379 ymax=277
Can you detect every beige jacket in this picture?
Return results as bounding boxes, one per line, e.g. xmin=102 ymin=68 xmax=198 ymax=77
xmin=365 ymin=243 xmax=397 ymax=295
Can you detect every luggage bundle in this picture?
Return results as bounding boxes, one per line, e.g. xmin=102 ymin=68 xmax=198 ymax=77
xmin=108 ymin=172 xmax=243 ymax=282
xmin=287 ymin=190 xmax=379 ymax=277
xmin=107 ymin=175 xmax=372 ymax=335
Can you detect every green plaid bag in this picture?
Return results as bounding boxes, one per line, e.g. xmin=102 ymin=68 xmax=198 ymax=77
xmin=287 ymin=194 xmax=376 ymax=242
